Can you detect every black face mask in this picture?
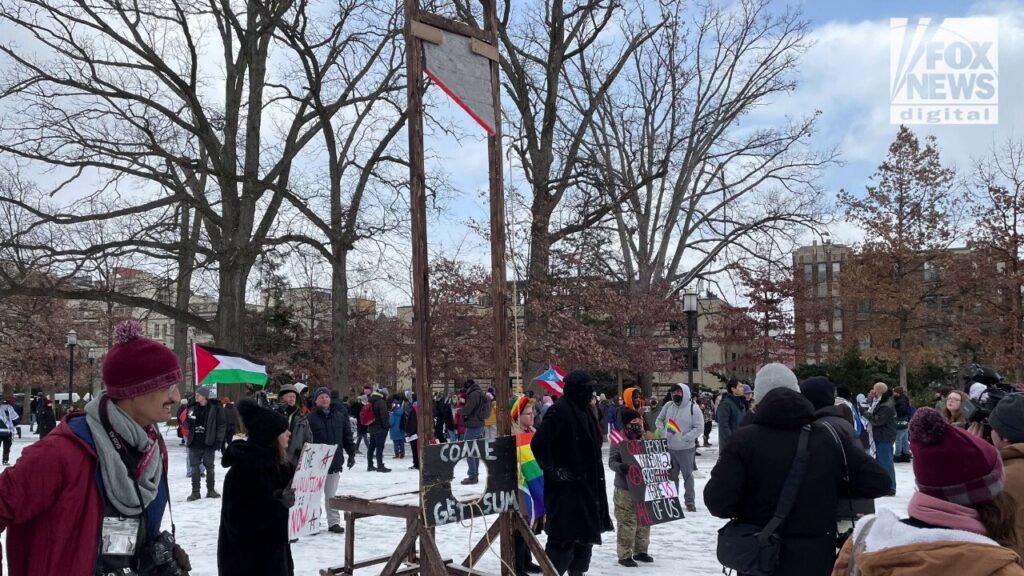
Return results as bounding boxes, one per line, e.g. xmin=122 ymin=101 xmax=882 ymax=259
xmin=626 ymin=423 xmax=643 ymax=438
xmin=672 ymin=394 xmax=683 ymax=404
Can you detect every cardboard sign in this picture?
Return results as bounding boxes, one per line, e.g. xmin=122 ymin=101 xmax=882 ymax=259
xmin=622 ymin=439 xmax=683 ymax=526
xmin=422 ymin=436 xmax=518 ymax=527
xmin=289 ymin=443 xmax=338 ymax=539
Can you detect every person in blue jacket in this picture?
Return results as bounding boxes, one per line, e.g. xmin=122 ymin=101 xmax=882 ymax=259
xmin=389 ymin=400 xmax=406 ymax=459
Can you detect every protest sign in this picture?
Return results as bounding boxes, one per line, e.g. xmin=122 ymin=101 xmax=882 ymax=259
xmin=289 ymin=443 xmax=338 ymax=539
xmin=421 ymin=436 xmax=518 ymax=527
xmin=622 ymin=438 xmax=683 ymax=526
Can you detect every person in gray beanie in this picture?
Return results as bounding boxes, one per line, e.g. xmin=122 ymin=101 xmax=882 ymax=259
xmin=988 ymin=393 xmax=1024 ymax=558
xmin=753 ymin=363 xmax=800 ymax=406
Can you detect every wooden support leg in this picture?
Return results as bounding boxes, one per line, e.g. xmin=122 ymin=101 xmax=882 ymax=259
xmin=512 ymin=514 xmax=557 ymax=576
xmin=418 ymin=522 xmax=448 ymax=575
xmin=345 ymin=512 xmax=356 ymax=573
xmin=406 ymin=516 xmax=418 ymax=564
xmin=461 ymin=517 xmax=503 ymax=569
xmin=379 ymin=526 xmax=420 ymax=576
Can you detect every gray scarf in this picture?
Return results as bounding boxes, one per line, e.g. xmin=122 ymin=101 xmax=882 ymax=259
xmin=85 ymin=394 xmax=164 ymax=516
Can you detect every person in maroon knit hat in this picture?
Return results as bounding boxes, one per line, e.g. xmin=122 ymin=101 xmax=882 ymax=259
xmin=834 ymin=407 xmax=1023 ymax=575
xmin=0 ymin=320 xmax=192 ymax=576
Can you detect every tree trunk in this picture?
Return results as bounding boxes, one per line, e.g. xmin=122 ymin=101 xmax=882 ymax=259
xmin=215 ymin=258 xmax=251 ymax=399
xmin=898 ymin=319 xmax=908 ymax=389
xmin=175 ymin=206 xmax=201 ymax=394
xmin=331 ymin=248 xmax=350 ymax=393
xmin=524 ymin=214 xmax=552 ymax=378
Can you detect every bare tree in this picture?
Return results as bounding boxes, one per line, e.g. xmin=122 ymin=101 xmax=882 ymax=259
xmin=0 ymin=0 xmax=389 ymax=355
xmin=451 ymin=0 xmax=662 ymax=375
xmin=583 ymin=1 xmax=831 ymax=392
xmin=269 ymin=0 xmax=410 ymax=391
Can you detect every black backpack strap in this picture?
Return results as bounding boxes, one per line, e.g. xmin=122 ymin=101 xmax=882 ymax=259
xmin=758 ymin=424 xmax=812 ymax=543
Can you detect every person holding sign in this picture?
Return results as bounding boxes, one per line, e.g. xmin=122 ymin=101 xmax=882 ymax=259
xmin=218 ymin=399 xmax=295 ymax=576
xmin=532 ymin=370 xmax=612 ymax=576
xmin=656 ymin=384 xmax=704 ymax=513
xmin=608 ymin=408 xmax=655 ymax=568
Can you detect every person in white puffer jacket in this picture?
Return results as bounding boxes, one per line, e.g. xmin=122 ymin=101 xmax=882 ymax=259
xmin=656 ymin=383 xmax=704 ymax=512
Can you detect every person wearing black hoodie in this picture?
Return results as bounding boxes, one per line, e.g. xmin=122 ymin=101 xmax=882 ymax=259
xmin=218 ymin=399 xmax=296 ymax=576
xmin=704 ymin=385 xmax=891 ymax=576
xmin=531 ymin=370 xmax=613 ymax=576
xmin=404 ymin=391 xmax=419 ymax=470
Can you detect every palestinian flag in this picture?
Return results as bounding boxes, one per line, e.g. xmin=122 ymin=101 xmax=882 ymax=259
xmin=516 ymin=432 xmax=545 ymax=524
xmin=193 ymin=344 xmax=268 ymax=388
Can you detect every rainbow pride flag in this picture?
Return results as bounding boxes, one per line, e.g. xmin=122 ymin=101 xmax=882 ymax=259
xmin=516 ymin=432 xmax=545 ymax=523
xmin=667 ymin=419 xmax=682 ymax=434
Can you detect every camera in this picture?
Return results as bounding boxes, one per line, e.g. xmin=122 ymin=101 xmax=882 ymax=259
xmin=147 ymin=531 xmax=189 ymax=576
xmin=960 ymin=364 xmax=1016 ymax=424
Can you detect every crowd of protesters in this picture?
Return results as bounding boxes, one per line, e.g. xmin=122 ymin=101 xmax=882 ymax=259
xmin=2 ymin=320 xmax=1024 ymax=576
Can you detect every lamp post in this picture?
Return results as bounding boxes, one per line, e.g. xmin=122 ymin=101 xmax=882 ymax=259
xmin=683 ymin=292 xmax=698 ymax=389
xmin=67 ymin=329 xmax=77 ymax=415
xmin=88 ymin=347 xmax=99 ymax=398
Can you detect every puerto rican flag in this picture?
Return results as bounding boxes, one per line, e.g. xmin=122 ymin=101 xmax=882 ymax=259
xmin=532 ymin=363 xmax=567 ymax=397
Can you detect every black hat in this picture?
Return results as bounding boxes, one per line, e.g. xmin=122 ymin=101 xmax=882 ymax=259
xmin=238 ymin=399 xmax=289 ymax=446
xmin=990 ymin=393 xmax=1024 ymax=444
xmin=800 ymin=376 xmax=836 ymax=410
xmin=563 ymin=370 xmax=595 ymax=405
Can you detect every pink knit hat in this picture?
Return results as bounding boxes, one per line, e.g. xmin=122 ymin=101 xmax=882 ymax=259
xmin=102 ymin=320 xmax=182 ymax=400
xmin=910 ymin=408 xmax=1004 ymax=506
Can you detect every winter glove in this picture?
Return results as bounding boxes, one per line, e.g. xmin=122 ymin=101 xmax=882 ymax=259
xmin=173 ymin=544 xmax=192 ymax=572
xmin=273 ymin=488 xmax=296 ymax=508
xmin=347 ymin=454 xmax=356 ymax=469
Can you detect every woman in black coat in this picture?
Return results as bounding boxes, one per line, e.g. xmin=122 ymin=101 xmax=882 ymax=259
xmin=218 ymin=400 xmax=296 ymax=576
xmin=531 ymin=370 xmax=612 ymax=575
xmin=704 ymin=387 xmax=891 ymax=576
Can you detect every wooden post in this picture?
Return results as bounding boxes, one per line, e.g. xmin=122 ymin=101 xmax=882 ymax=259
xmin=481 ymin=1 xmax=515 ymax=574
xmin=405 ymin=0 xmax=441 ymax=572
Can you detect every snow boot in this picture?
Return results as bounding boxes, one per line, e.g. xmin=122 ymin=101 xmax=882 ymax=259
xmin=618 ymin=558 xmax=638 ymax=567
xmin=686 ymin=503 xmax=697 ymax=513
xmin=377 ymin=466 xmax=392 ymax=473
xmin=187 ymin=491 xmax=201 ymax=502
xmin=207 ymin=489 xmax=221 ymax=499
xmin=368 ymin=464 xmax=376 ymax=472
xmin=328 ymin=524 xmax=344 ymax=534
xmin=461 ymin=477 xmax=479 ymax=485
xmin=633 ymin=553 xmax=654 ymax=563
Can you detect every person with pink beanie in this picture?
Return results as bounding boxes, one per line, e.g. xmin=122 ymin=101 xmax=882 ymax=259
xmin=834 ymin=407 xmax=1023 ymax=575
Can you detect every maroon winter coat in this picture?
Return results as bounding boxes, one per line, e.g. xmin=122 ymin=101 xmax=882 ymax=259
xmin=0 ymin=419 xmax=105 ymax=576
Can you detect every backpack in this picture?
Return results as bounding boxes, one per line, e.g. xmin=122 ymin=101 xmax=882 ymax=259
xmin=359 ymin=403 xmax=376 ymax=426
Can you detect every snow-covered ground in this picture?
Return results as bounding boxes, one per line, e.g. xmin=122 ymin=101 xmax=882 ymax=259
xmin=1 ymin=424 xmax=916 ymax=575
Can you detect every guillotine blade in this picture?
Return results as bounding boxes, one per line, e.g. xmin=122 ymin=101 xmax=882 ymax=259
xmin=421 ymin=29 xmax=498 ymax=135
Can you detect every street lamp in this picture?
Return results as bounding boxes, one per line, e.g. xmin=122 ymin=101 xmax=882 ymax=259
xmin=67 ymin=329 xmax=77 ymax=415
xmin=683 ymin=292 xmax=699 ymax=389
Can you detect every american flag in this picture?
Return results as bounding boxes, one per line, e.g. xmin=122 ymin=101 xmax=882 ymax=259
xmin=608 ymin=428 xmax=625 ymax=445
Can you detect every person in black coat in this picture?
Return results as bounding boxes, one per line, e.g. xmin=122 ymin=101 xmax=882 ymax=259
xmin=307 ymin=387 xmax=357 ymax=533
xmin=364 ymin=389 xmax=391 ymax=473
xmin=433 ymin=393 xmax=455 ymax=443
xmin=704 ymin=387 xmax=891 ymax=576
xmin=404 ymin=392 xmax=419 ymax=470
xmin=218 ymin=399 xmax=296 ymax=576
xmin=531 ymin=370 xmax=612 ymax=576
xmin=867 ymin=383 xmax=898 ymax=495
xmin=187 ymin=385 xmax=227 ymax=500
xmin=35 ymin=398 xmax=57 ymax=439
